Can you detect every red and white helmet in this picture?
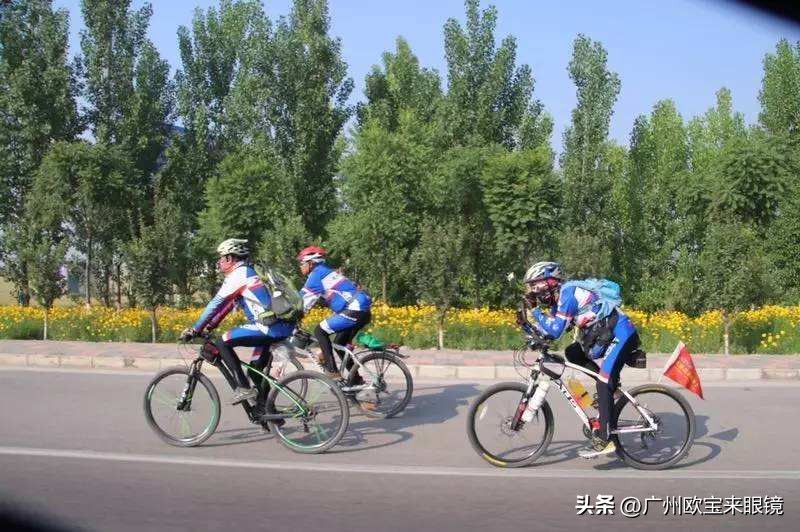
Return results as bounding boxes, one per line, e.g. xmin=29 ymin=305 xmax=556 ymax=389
xmin=297 ymin=245 xmax=327 ymax=264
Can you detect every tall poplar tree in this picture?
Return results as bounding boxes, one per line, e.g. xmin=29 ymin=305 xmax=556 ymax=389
xmin=442 ymin=0 xmax=548 ymax=149
xmin=560 ymin=34 xmax=621 ymax=231
xmin=0 ymin=0 xmax=79 ymax=305
xmin=268 ymin=0 xmax=353 ymax=237
xmin=79 ymin=0 xmax=151 ymax=145
xmin=759 ymin=39 xmax=800 ymax=137
xmin=624 ymin=100 xmax=690 ymax=308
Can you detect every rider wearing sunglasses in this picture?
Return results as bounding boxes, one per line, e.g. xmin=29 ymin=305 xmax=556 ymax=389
xmin=520 ymin=261 xmax=640 ymax=459
xmin=180 ymin=239 xmax=296 ymax=409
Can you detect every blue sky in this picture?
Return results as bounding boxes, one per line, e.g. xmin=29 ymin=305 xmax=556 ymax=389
xmin=54 ymin=0 xmax=800 ymax=153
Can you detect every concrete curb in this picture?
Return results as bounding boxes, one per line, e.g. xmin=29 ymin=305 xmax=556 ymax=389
xmin=1 ymin=352 xmax=797 ymax=381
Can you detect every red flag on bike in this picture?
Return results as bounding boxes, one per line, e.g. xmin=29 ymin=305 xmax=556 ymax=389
xmin=662 ymin=342 xmax=704 ymax=399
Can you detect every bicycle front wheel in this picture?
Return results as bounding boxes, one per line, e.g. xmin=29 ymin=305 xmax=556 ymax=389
xmin=266 ymin=370 xmax=349 ymax=454
xmin=613 ymin=384 xmax=695 ymax=470
xmin=270 ymin=354 xmax=304 ymax=379
xmin=467 ymin=382 xmax=554 ymax=468
xmin=143 ymin=366 xmax=221 ymax=447
xmin=349 ymin=351 xmax=413 ymax=418
xmin=270 ymin=354 xmax=307 ymax=397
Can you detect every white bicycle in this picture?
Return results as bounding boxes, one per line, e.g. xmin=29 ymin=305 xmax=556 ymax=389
xmin=467 ymin=335 xmax=695 ymax=470
xmin=278 ymin=328 xmax=414 ymax=418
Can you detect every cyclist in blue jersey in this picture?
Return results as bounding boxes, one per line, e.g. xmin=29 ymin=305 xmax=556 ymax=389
xmin=519 ymin=261 xmax=640 ymax=459
xmin=296 ymin=246 xmax=375 ymax=404
xmin=179 ymin=239 xmax=296 ymax=408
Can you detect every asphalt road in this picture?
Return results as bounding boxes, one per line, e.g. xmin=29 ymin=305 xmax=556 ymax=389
xmin=0 ymin=367 xmax=797 ymax=532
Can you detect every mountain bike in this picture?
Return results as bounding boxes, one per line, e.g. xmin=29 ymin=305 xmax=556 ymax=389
xmin=143 ymin=331 xmax=349 ymax=454
xmin=466 ymin=334 xmax=695 ymax=470
xmin=282 ymin=328 xmax=414 ymax=418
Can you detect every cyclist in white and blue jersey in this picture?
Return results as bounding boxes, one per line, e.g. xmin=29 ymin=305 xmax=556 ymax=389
xmin=296 ymin=246 xmax=375 ymax=403
xmin=179 ymin=239 xmax=296 ymax=407
xmin=520 ymin=261 xmax=640 ymax=459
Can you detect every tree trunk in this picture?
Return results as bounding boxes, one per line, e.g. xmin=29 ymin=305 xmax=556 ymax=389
xmin=19 ymin=263 xmax=31 ymax=307
xmin=474 ymin=266 xmax=481 ymax=308
xmin=149 ymin=307 xmax=159 ymax=344
xmin=85 ymin=235 xmax=92 ymax=308
xmin=127 ymin=285 xmax=137 ymax=308
xmin=436 ymin=310 xmax=446 ymax=350
xmin=43 ymin=308 xmax=49 ymax=341
xmin=102 ymin=263 xmax=111 ymax=307
xmin=723 ymin=312 xmax=731 ymax=356
xmin=177 ymin=281 xmax=190 ymax=309
xmin=115 ymin=263 xmax=122 ymax=310
xmin=473 ymin=231 xmax=483 ymax=308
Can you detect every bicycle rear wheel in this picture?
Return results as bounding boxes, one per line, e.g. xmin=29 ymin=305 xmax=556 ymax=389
xmin=467 ymin=382 xmax=554 ymax=468
xmin=143 ymin=366 xmax=220 ymax=447
xmin=348 ymin=351 xmax=413 ymax=418
xmin=613 ymin=384 xmax=695 ymax=470
xmin=266 ymin=370 xmax=349 ymax=454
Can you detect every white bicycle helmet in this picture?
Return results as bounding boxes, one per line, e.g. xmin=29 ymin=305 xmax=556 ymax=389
xmin=216 ymin=238 xmax=250 ymax=257
xmin=523 ymin=261 xmax=565 ymax=284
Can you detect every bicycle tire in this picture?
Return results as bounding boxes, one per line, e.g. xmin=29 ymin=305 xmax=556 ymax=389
xmin=467 ymin=382 xmax=554 ymax=468
xmin=143 ymin=366 xmax=221 ymax=447
xmin=612 ymin=384 xmax=695 ymax=470
xmin=348 ymin=351 xmax=413 ymax=418
xmin=266 ymin=370 xmax=349 ymax=454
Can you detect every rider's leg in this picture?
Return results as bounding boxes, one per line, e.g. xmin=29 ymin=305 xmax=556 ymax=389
xmin=565 ymin=342 xmax=600 ymax=374
xmin=222 ymin=323 xmax=291 ymax=388
xmin=315 ymin=311 xmax=370 ymax=373
xmin=215 ymin=337 xmax=250 ymax=389
xmin=596 ymin=321 xmax=640 ymax=442
xmin=314 ymin=324 xmax=337 ymax=373
xmin=248 ymin=345 xmax=274 ymax=405
xmin=333 ymin=310 xmax=371 ymax=374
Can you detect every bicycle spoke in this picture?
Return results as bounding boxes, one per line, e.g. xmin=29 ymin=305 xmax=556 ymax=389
xmin=304 ymin=384 xmax=325 ymax=405
xmin=178 ymin=413 xmax=192 ymax=437
xmin=371 ymin=355 xmax=388 ymax=376
xmin=469 ymin=385 xmax=550 ymax=466
xmin=145 ymin=369 xmax=219 ymax=447
xmin=312 ymin=422 xmax=329 ymax=443
xmin=615 ymin=389 xmax=692 ymax=467
xmin=152 ymin=391 xmax=178 ymax=408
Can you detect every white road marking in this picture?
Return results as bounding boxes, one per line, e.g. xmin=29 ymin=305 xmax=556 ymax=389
xmin=0 ymin=446 xmax=798 ymax=480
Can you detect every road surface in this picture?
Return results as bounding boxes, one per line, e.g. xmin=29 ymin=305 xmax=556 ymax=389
xmin=0 ymin=367 xmax=797 ymax=531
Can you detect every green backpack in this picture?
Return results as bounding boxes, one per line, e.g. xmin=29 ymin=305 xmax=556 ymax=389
xmin=255 ymin=265 xmax=304 ymax=323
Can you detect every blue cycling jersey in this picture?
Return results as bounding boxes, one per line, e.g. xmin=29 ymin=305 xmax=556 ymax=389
xmin=192 ymin=263 xmax=294 ymax=337
xmin=529 ymin=283 xmax=635 ymax=359
xmin=300 ymin=263 xmax=372 ymax=313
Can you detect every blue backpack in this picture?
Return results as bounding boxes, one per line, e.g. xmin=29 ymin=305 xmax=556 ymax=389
xmin=562 ymin=278 xmax=622 ymax=321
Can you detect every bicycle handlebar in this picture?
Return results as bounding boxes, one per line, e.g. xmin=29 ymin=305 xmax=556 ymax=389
xmin=178 ymin=330 xmax=216 ymax=345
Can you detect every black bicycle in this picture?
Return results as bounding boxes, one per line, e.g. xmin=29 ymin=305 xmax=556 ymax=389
xmin=143 ymin=331 xmax=349 ymax=454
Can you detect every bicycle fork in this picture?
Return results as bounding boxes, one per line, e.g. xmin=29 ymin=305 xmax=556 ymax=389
xmin=177 ymin=359 xmax=204 ymax=411
xmin=510 ymin=375 xmax=545 ymax=431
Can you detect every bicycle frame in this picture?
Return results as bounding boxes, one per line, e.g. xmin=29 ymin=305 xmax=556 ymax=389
xmin=287 ymin=340 xmax=379 ymax=393
xmin=524 ymin=348 xmax=659 ymax=436
xmin=183 ymin=339 xmax=311 ymax=419
xmin=240 ymin=360 xmax=308 ymax=414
